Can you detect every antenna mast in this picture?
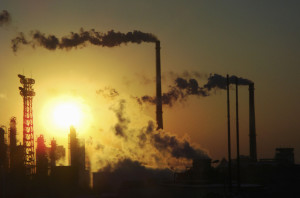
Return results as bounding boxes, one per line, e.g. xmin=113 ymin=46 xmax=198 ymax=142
xmin=18 ymin=74 xmax=36 ymax=175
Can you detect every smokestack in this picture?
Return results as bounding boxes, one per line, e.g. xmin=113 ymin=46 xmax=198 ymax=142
xmin=36 ymin=135 xmax=48 ymax=176
xmin=69 ymin=126 xmax=78 ymax=167
xmin=9 ymin=117 xmax=17 ymax=170
xmin=235 ymin=77 xmax=241 ymax=190
xmin=0 ymin=127 xmax=5 ymax=168
xmin=249 ymin=83 xmax=257 ymax=162
xmin=50 ymin=138 xmax=56 ymax=172
xmin=156 ymin=41 xmax=163 ymax=129
xmin=226 ymin=75 xmax=232 ymax=191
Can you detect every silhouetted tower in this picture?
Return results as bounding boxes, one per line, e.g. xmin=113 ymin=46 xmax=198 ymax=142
xmin=0 ymin=127 xmax=6 ymax=168
xmin=155 ymin=41 xmax=163 ymax=130
xmin=18 ymin=74 xmax=36 ymax=174
xmin=69 ymin=126 xmax=78 ymax=167
xmin=9 ymin=117 xmax=17 ymax=169
xmin=36 ymin=135 xmax=48 ymax=176
xmin=249 ymin=83 xmax=257 ymax=162
xmin=69 ymin=126 xmax=85 ymax=171
xmin=50 ymin=138 xmax=57 ymax=172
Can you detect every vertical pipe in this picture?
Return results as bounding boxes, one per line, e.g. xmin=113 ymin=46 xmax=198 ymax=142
xmin=226 ymin=75 xmax=232 ymax=192
xmin=156 ymin=41 xmax=163 ymax=129
xmin=249 ymin=83 xmax=257 ymax=162
xmin=235 ymin=77 xmax=241 ymax=190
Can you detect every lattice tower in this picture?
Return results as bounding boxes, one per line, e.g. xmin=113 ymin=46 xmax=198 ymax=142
xmin=18 ymin=74 xmax=35 ymax=175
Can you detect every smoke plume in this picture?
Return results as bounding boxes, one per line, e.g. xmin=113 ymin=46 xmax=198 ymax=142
xmin=96 ymin=87 xmax=119 ymax=99
xmin=138 ymin=73 xmax=252 ymax=107
xmin=11 ymin=29 xmax=158 ymax=52
xmin=111 ymin=100 xmax=209 ymax=159
xmin=204 ymin=73 xmax=253 ymax=90
xmin=139 ymin=120 xmax=209 ymax=160
xmin=88 ymin=99 xmax=209 ymax=173
xmin=137 ymin=77 xmax=208 ymax=107
xmin=111 ymin=99 xmax=130 ymax=139
xmin=0 ymin=10 xmax=11 ymax=26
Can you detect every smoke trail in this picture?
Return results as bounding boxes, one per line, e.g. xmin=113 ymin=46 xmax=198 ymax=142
xmin=138 ymin=120 xmax=209 ymax=160
xmin=137 ymin=77 xmax=209 ymax=107
xmin=0 ymin=10 xmax=11 ymax=26
xmin=204 ymin=73 xmax=253 ymax=90
xmin=11 ymin=32 xmax=30 ymax=52
xmin=96 ymin=87 xmax=119 ymax=99
xmin=138 ymin=73 xmax=252 ymax=106
xmin=111 ymin=99 xmax=210 ymax=160
xmin=110 ymin=100 xmax=130 ymax=139
xmin=11 ymin=28 xmax=158 ymax=52
xmin=90 ymin=99 xmax=209 ymax=172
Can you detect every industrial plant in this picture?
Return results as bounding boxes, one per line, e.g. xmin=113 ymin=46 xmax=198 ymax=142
xmin=0 ymin=71 xmax=299 ymax=198
xmin=0 ymin=45 xmax=298 ymax=198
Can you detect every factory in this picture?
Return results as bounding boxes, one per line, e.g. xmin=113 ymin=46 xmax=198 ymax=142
xmin=0 ymin=44 xmax=299 ymax=198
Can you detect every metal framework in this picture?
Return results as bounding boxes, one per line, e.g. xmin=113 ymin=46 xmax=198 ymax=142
xmin=18 ymin=74 xmax=35 ymax=175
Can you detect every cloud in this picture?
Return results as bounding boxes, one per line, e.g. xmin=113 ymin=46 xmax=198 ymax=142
xmin=0 ymin=10 xmax=11 ymax=26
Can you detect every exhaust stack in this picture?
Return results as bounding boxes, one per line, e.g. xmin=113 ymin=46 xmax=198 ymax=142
xmin=249 ymin=83 xmax=257 ymax=161
xmin=156 ymin=41 xmax=163 ymax=129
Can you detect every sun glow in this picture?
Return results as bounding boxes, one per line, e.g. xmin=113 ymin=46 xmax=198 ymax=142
xmin=52 ymin=102 xmax=82 ymax=128
xmin=40 ymin=95 xmax=93 ymax=137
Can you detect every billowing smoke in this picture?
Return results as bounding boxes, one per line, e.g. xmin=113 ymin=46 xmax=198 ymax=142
xmin=139 ymin=120 xmax=209 ymax=160
xmin=110 ymin=100 xmax=208 ymax=160
xmin=96 ymin=87 xmax=119 ymax=99
xmin=204 ymin=73 xmax=253 ymax=90
xmin=137 ymin=77 xmax=208 ymax=107
xmin=110 ymin=100 xmax=130 ymax=139
xmin=0 ymin=10 xmax=11 ymax=26
xmin=88 ymin=98 xmax=209 ymax=173
xmin=11 ymin=28 xmax=158 ymax=52
xmin=138 ymin=73 xmax=252 ymax=107
xmin=110 ymin=99 xmax=209 ymax=162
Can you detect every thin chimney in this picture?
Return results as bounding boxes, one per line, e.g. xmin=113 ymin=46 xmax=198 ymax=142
xmin=156 ymin=41 xmax=163 ymax=129
xmin=226 ymin=75 xmax=232 ymax=192
xmin=236 ymin=77 xmax=241 ymax=190
xmin=249 ymin=83 xmax=257 ymax=161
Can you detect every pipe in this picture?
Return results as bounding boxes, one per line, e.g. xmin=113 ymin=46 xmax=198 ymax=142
xmin=249 ymin=83 xmax=257 ymax=161
xmin=226 ymin=75 xmax=232 ymax=192
xmin=235 ymin=77 xmax=241 ymax=190
xmin=156 ymin=41 xmax=163 ymax=130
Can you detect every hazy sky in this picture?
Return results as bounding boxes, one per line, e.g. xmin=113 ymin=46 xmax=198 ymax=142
xmin=0 ymin=0 xmax=299 ymax=168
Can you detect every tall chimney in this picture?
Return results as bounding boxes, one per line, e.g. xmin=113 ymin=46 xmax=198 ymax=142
xmin=156 ymin=41 xmax=163 ymax=129
xmin=249 ymin=83 xmax=257 ymax=161
xmin=226 ymin=75 xmax=232 ymax=191
xmin=70 ymin=126 xmax=78 ymax=167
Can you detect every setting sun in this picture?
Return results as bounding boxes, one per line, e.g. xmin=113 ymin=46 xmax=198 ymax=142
xmin=40 ymin=95 xmax=93 ymax=137
xmin=52 ymin=102 xmax=82 ymax=129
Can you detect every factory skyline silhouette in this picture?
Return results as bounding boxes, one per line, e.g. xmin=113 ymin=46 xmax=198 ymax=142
xmin=1 ymin=4 xmax=300 ymax=197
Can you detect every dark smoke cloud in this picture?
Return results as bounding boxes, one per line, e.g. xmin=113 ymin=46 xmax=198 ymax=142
xmin=137 ymin=77 xmax=208 ymax=107
xmin=138 ymin=121 xmax=209 ymax=160
xmin=11 ymin=28 xmax=158 ymax=52
xmin=12 ymin=32 xmax=30 ymax=52
xmin=167 ymin=70 xmax=206 ymax=80
xmin=96 ymin=87 xmax=119 ymax=99
xmin=138 ymin=73 xmax=252 ymax=107
xmin=204 ymin=73 xmax=253 ymax=91
xmin=108 ymin=99 xmax=209 ymax=163
xmin=0 ymin=10 xmax=11 ymax=26
xmin=111 ymin=100 xmax=130 ymax=139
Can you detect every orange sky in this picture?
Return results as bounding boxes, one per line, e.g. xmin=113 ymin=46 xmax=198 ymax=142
xmin=0 ymin=1 xmax=300 ymax=169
